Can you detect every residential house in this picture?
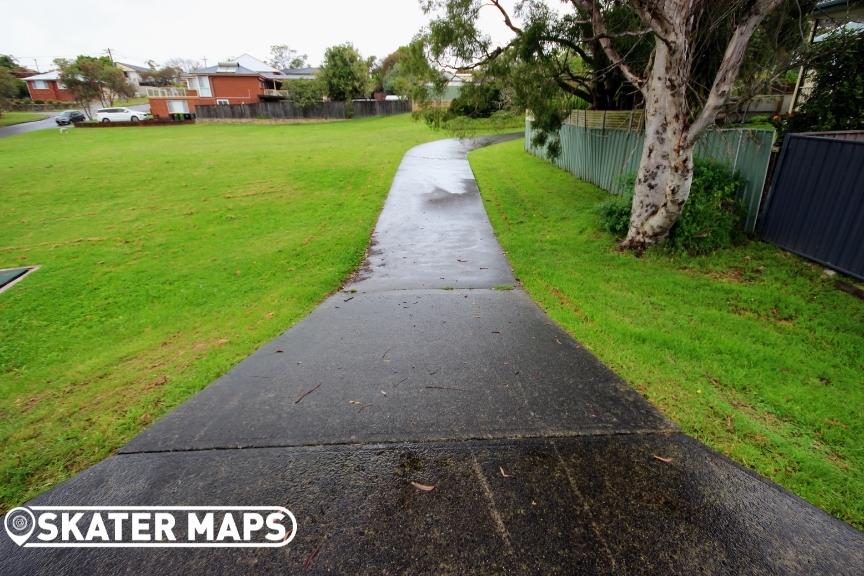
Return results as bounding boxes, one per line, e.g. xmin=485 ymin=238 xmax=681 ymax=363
xmin=115 ymin=62 xmax=151 ymax=96
xmin=22 ymin=70 xmax=75 ymax=102
xmin=146 ymin=53 xmax=291 ymax=116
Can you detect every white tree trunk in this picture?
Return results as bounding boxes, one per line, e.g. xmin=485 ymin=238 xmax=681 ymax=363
xmin=621 ymin=38 xmax=695 ymax=251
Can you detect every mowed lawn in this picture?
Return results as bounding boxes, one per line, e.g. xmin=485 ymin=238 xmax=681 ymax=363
xmin=470 ymin=139 xmax=864 ymax=528
xmin=0 ymin=112 xmax=48 ymax=127
xmin=0 ymin=116 xmax=436 ymax=510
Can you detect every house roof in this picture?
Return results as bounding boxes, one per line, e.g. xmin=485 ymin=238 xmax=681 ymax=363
xmin=814 ymin=0 xmax=864 ymax=18
xmin=193 ymin=64 xmax=259 ymax=75
xmin=231 ymin=53 xmax=279 ymax=73
xmin=280 ymin=67 xmax=320 ymax=77
xmin=116 ymin=62 xmax=150 ymax=73
xmin=814 ymin=19 xmax=864 ymax=40
xmin=192 ymin=54 xmax=285 ymax=78
xmin=22 ymin=70 xmax=60 ymax=81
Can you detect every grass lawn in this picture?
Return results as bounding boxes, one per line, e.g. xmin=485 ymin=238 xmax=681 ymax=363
xmin=0 ymin=115 xmax=437 ymax=510
xmin=469 ymin=139 xmax=864 ymax=528
xmin=0 ymin=112 xmax=48 ymax=127
xmin=113 ymin=97 xmax=149 ymax=106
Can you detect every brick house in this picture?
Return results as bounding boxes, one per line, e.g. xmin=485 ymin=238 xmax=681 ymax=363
xmin=146 ymin=54 xmax=294 ymax=117
xmin=22 ymin=71 xmax=76 ymax=102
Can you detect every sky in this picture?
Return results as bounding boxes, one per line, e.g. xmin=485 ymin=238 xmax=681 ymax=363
xmin=4 ymin=0 xmax=523 ymax=72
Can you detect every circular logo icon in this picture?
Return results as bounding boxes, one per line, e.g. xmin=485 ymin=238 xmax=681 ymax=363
xmin=4 ymin=507 xmax=35 ymax=546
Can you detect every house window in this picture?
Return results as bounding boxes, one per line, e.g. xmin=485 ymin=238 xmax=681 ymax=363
xmin=33 ymin=80 xmax=48 ymax=89
xmin=167 ymin=100 xmax=190 ymax=114
xmin=197 ymin=76 xmax=212 ymax=98
xmin=216 ymin=99 xmax=229 ymax=105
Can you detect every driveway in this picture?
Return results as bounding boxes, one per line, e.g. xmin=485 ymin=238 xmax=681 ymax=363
xmin=1 ymin=135 xmax=862 ymax=575
xmin=0 ymin=103 xmax=150 ymax=139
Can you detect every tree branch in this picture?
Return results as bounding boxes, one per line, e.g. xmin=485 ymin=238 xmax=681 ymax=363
xmin=488 ymin=0 xmax=522 ymax=34
xmin=570 ymin=0 xmax=647 ymax=91
xmin=686 ymin=0 xmax=785 ymax=145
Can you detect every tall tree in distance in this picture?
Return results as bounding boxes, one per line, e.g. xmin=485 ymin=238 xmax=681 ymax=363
xmin=163 ymin=58 xmax=201 ymax=73
xmin=141 ymin=61 xmax=182 ymax=87
xmin=423 ymin=0 xmax=790 ymax=251
xmin=54 ymin=56 xmax=135 ymax=116
xmin=269 ymin=45 xmax=309 ymax=70
xmin=0 ymin=54 xmax=31 ymax=99
xmin=0 ymin=68 xmax=19 ymax=118
xmin=383 ymin=39 xmax=445 ymax=105
xmin=319 ymin=43 xmax=372 ymax=101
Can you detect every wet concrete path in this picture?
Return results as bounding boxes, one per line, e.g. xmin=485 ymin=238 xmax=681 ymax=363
xmin=2 ymin=136 xmax=862 ymax=574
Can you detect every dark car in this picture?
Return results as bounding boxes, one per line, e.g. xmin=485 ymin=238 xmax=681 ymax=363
xmin=55 ymin=111 xmax=86 ymax=126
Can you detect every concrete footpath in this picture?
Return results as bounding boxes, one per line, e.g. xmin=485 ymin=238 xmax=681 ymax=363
xmin=1 ymin=136 xmax=861 ymax=574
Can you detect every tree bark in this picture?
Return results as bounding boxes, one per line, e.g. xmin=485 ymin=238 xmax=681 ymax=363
xmin=619 ymin=0 xmax=785 ymax=251
xmin=621 ymin=37 xmax=695 ymax=251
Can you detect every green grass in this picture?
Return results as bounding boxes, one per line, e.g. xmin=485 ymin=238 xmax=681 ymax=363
xmin=114 ymin=97 xmax=149 ymax=106
xmin=0 ymin=115 xmax=437 ymax=510
xmin=469 ymin=139 xmax=864 ymax=528
xmin=0 ymin=112 xmax=48 ymax=127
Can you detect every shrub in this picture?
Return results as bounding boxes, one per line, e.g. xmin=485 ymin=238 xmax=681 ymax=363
xmin=419 ymin=107 xmax=451 ymax=128
xmin=597 ymin=160 xmax=746 ymax=255
xmin=596 ymin=193 xmax=633 ymax=238
xmin=449 ymin=82 xmax=502 ymax=118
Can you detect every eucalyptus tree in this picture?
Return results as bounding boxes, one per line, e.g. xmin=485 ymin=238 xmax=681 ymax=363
xmin=422 ymin=0 xmax=794 ymax=250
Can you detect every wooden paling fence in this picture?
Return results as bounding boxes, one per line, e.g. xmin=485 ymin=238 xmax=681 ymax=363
xmin=195 ymin=100 xmax=411 ymax=121
xmin=566 ymin=109 xmax=645 ymax=131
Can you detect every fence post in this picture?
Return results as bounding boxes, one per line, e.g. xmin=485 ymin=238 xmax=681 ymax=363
xmin=732 ymin=130 xmax=744 ymax=173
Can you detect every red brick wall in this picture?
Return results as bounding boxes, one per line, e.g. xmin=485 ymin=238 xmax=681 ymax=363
xmin=207 ymin=75 xmax=264 ymax=102
xmin=26 ymin=80 xmax=76 ymax=102
xmin=148 ymin=75 xmax=266 ymax=117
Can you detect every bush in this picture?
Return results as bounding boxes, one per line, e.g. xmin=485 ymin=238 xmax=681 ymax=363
xmin=597 ymin=160 xmax=746 ymax=255
xmin=784 ymin=28 xmax=864 ymax=133
xmin=418 ymin=107 xmax=451 ymax=128
xmin=448 ymin=82 xmax=502 ymax=118
xmin=596 ymin=193 xmax=633 ymax=238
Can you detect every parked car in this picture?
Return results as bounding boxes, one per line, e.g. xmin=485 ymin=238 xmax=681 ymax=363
xmin=94 ymin=107 xmax=149 ymax=123
xmin=55 ymin=110 xmax=86 ymax=125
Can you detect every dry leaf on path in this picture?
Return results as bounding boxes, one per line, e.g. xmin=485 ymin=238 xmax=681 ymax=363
xmin=411 ymin=481 xmax=436 ymax=492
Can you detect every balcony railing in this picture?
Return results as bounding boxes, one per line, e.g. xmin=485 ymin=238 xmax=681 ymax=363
xmin=144 ymin=87 xmax=189 ymax=98
xmin=262 ymin=89 xmax=290 ymax=98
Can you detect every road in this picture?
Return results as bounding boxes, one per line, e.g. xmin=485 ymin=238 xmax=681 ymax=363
xmin=0 ymin=103 xmax=150 ymax=139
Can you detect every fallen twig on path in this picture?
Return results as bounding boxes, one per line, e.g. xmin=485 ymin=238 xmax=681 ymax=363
xmin=294 ymin=383 xmax=321 ymax=404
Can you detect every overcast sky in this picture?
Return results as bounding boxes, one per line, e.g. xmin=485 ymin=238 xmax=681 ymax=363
xmin=5 ymin=0 xmax=524 ymax=71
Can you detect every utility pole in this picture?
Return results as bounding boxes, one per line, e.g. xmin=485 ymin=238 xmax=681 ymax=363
xmin=106 ymin=48 xmax=114 ymax=64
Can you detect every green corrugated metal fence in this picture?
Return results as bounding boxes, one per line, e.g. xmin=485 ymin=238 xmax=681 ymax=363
xmin=525 ymin=122 xmax=775 ymax=232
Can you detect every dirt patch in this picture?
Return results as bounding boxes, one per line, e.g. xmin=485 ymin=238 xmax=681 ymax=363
xmin=703 ymin=265 xmax=764 ymax=284
xmin=542 ymin=282 xmax=591 ymax=323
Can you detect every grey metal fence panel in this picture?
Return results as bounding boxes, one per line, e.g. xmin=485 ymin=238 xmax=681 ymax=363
xmin=760 ymin=135 xmax=864 ymax=279
xmin=525 ymin=121 xmax=774 ymax=232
